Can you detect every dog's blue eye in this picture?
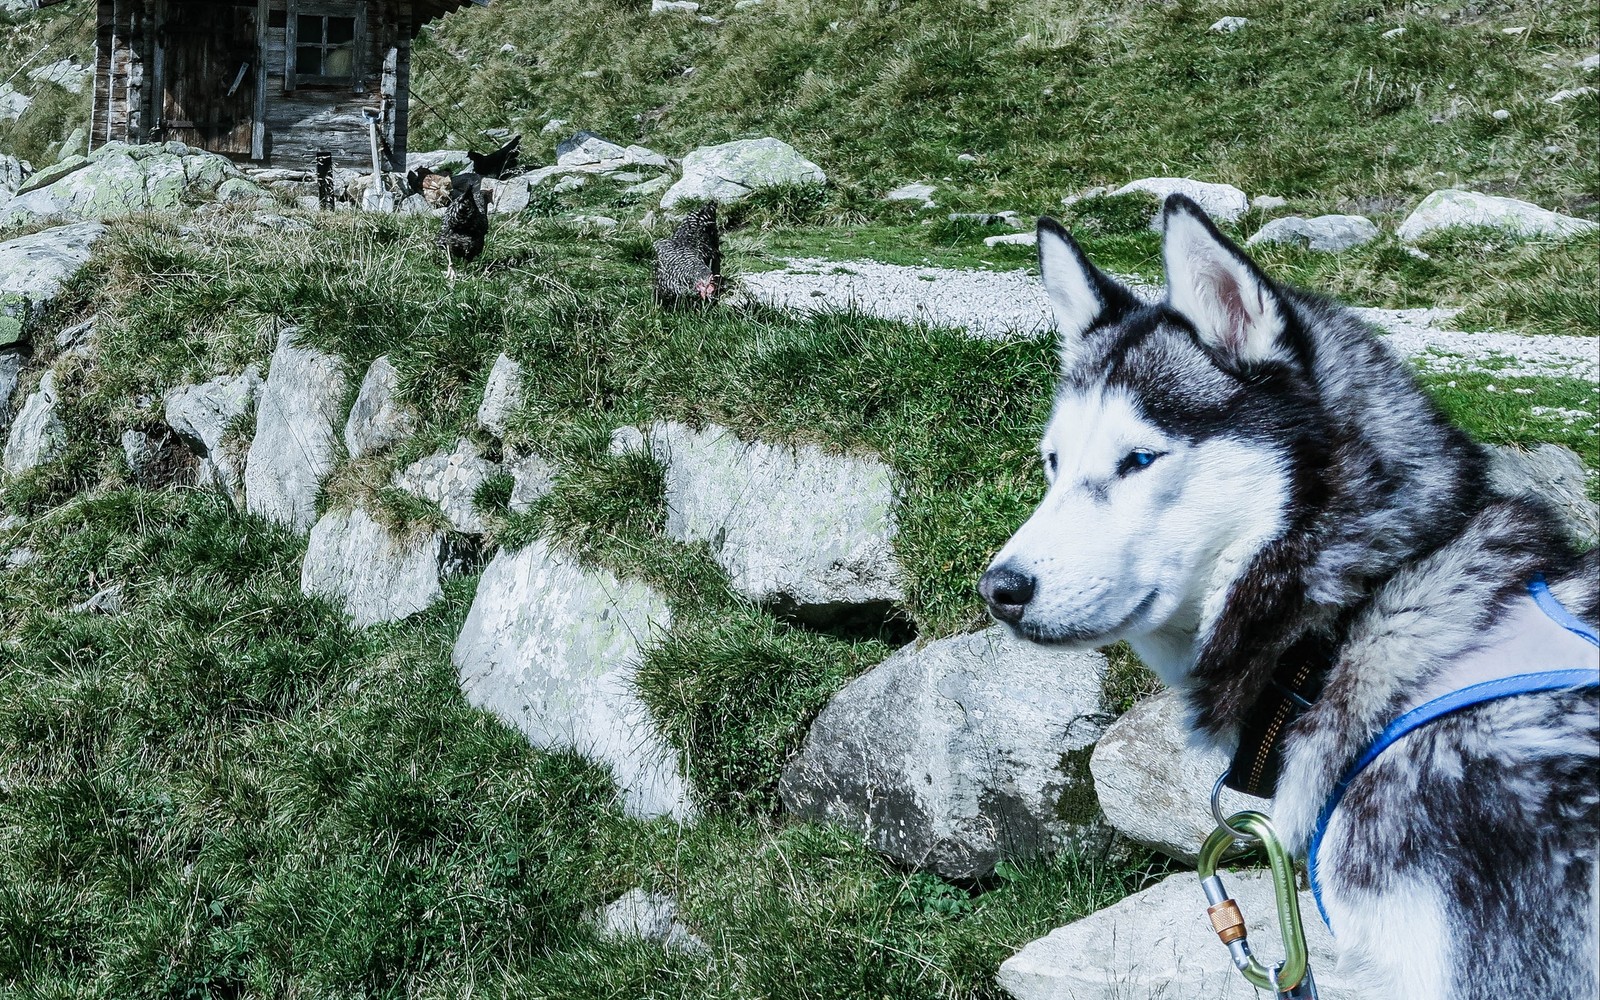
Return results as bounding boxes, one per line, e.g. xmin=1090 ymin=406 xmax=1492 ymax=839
xmin=1045 ymin=452 xmax=1058 ymax=477
xmin=1117 ymin=449 xmax=1159 ymax=476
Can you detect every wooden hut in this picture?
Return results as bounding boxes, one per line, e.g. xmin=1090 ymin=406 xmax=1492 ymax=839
xmin=90 ymin=0 xmax=485 ymax=170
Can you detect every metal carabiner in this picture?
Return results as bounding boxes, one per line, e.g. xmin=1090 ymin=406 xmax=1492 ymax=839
xmin=1197 ymin=810 xmax=1317 ymax=998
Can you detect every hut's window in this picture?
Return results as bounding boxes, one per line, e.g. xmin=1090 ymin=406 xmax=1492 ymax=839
xmin=295 ymin=14 xmax=358 ymax=82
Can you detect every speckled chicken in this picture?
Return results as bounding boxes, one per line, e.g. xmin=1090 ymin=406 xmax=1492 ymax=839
xmin=652 ymin=203 xmax=721 ymax=307
xmin=437 ymin=171 xmax=488 ymax=279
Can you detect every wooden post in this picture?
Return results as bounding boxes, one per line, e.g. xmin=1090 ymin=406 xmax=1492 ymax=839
xmin=315 ymin=150 xmax=333 ymax=210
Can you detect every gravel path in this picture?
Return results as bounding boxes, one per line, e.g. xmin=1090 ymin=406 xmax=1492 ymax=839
xmin=740 ymin=258 xmax=1597 ymax=383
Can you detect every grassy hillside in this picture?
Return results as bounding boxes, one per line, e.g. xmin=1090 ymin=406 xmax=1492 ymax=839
xmin=415 ymin=0 xmax=1599 ymax=219
xmin=0 ymin=3 xmax=94 ymax=166
xmin=1 ymin=1 xmax=1596 ymax=997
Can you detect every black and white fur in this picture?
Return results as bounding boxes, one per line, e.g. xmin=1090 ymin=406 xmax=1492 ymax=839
xmin=981 ymin=194 xmax=1598 ymax=998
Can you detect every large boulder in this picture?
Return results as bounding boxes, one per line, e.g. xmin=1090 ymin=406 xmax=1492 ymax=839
xmin=779 ymin=626 xmax=1112 ymax=879
xmin=244 ymin=329 xmax=346 ymax=532
xmin=998 ymin=871 xmax=1362 ymax=1000
xmin=1089 ymin=691 xmax=1267 ymax=864
xmin=164 ymin=366 xmax=262 ymax=502
xmin=343 ymin=355 xmax=417 ymax=459
xmin=0 ymin=222 xmax=106 ymax=346
xmin=2 ymin=370 xmax=66 ymax=474
xmin=660 ymin=138 xmax=826 ymax=211
xmin=1 ymin=141 xmax=248 ymax=224
xmin=1246 ymin=214 xmax=1380 ymax=252
xmin=1111 ymin=177 xmax=1249 ymax=223
xmin=1396 ymin=189 xmax=1599 ymax=242
xmin=391 ymin=438 xmax=497 ymax=534
xmin=1486 ymin=443 xmax=1598 ymax=547
xmin=646 ymin=421 xmax=902 ymax=624
xmin=301 ymin=507 xmax=470 ymax=626
xmin=453 ymin=540 xmax=692 ymax=819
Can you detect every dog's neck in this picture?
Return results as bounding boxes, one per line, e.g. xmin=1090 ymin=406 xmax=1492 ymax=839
xmin=1265 ymin=497 xmax=1578 ymax=850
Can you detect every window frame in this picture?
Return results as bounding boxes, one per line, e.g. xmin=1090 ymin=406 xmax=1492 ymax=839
xmin=283 ymin=1 xmax=367 ymax=93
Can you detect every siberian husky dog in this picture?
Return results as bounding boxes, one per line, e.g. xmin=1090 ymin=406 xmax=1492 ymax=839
xmin=981 ymin=194 xmax=1598 ymax=998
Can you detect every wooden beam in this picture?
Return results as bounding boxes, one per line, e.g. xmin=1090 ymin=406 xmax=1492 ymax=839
xmin=284 ymin=0 xmax=297 ymax=91
xmin=150 ymin=0 xmax=164 ymax=137
xmin=253 ymin=0 xmax=268 ymax=159
xmin=351 ymin=1 xmax=367 ymax=95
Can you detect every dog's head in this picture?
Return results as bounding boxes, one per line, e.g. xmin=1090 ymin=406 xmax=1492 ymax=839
xmin=980 ymin=195 xmax=1318 ymax=685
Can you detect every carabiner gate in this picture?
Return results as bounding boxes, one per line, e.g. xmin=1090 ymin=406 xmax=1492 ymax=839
xmin=1197 ymin=810 xmax=1318 ymax=998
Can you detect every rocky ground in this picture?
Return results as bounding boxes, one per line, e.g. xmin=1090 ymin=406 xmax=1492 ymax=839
xmin=0 ymin=2 xmax=1596 ymax=997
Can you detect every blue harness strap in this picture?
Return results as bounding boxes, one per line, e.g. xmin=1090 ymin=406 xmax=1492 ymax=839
xmin=1306 ymin=577 xmax=1600 ymax=931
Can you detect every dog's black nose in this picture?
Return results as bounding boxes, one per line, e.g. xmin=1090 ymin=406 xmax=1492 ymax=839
xmin=979 ymin=565 xmax=1036 ymax=624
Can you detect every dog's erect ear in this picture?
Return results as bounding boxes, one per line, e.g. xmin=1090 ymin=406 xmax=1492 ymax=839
xmin=1037 ymin=217 xmax=1138 ymax=368
xmin=1161 ymin=194 xmax=1292 ymax=367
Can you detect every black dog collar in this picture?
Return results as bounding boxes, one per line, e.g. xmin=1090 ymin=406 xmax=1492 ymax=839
xmin=1224 ymin=633 xmax=1334 ymax=798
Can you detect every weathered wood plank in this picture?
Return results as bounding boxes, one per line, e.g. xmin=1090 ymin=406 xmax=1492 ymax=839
xmin=254 ymin=0 xmax=268 ymax=158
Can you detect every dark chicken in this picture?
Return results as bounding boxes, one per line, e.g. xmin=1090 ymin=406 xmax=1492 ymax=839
xmin=652 ymin=203 xmax=721 ymax=307
xmin=468 ymin=135 xmax=521 ymax=179
xmin=437 ymin=171 xmax=488 ymax=280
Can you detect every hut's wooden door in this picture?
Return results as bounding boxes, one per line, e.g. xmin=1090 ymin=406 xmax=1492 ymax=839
xmin=158 ymin=2 xmax=259 ymax=156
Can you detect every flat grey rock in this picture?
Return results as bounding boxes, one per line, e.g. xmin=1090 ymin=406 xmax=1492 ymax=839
xmin=780 ymin=626 xmax=1111 ymax=878
xmin=885 ymin=182 xmax=937 ymax=206
xmin=405 ymin=149 xmax=471 ymax=173
xmin=998 ymin=871 xmax=1363 ymax=1000
xmin=2 ymin=370 xmax=65 ymax=474
xmin=453 ymin=540 xmax=691 ymax=819
xmin=392 ymin=438 xmax=497 ymax=534
xmin=1246 ymin=214 xmax=1379 ymax=251
xmin=1090 ymin=691 xmax=1267 ymax=864
xmin=164 ymin=366 xmax=262 ymax=502
xmin=1486 ymin=443 xmax=1597 ymax=547
xmin=647 ymin=421 xmax=902 ymax=622
xmin=1397 ymin=189 xmax=1598 ymax=242
xmin=0 ymin=84 xmax=30 ymax=123
xmin=590 ymin=888 xmax=708 ymax=952
xmin=301 ymin=507 xmax=470 ymax=626
xmin=1112 ymin=177 xmax=1249 ymax=223
xmin=27 ymin=58 xmax=89 ymax=94
xmin=477 ymin=352 xmax=522 ymax=437
xmin=244 ymin=329 xmax=346 ymax=533
xmin=0 ymin=222 xmax=107 ymax=346
xmin=556 ymin=131 xmax=631 ymax=165
xmin=72 ymin=583 xmax=124 ymax=615
xmin=661 ymin=137 xmax=826 ymax=211
xmin=343 ymin=355 xmax=417 ymax=459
